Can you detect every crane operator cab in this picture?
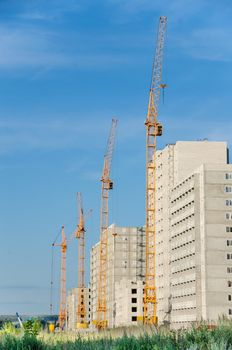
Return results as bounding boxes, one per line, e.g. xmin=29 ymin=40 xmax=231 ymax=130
xmin=155 ymin=122 xmax=163 ymax=136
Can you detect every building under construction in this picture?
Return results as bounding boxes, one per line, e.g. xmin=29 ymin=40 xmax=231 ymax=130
xmin=61 ymin=16 xmax=232 ymax=330
xmin=84 ymin=140 xmax=232 ymax=330
xmin=90 ymin=224 xmax=145 ymax=328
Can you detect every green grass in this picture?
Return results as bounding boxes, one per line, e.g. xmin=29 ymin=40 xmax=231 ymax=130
xmin=1 ymin=321 xmax=232 ymax=349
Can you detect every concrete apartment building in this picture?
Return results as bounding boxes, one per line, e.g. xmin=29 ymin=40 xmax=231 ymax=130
xmin=66 ymin=287 xmax=91 ymax=331
xmin=90 ymin=224 xmax=145 ymax=328
xmin=156 ymin=141 xmax=232 ymax=329
xmin=114 ymin=279 xmax=144 ymax=327
xmin=88 ymin=140 xmax=232 ymax=330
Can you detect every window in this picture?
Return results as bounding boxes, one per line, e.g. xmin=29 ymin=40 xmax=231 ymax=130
xmin=132 ymin=307 xmax=137 ymax=312
xmin=226 ymin=173 xmax=232 ymax=180
xmin=226 ymin=200 xmax=232 ymax=206
xmin=228 ymin=281 xmax=232 ymax=287
xmin=227 ymin=267 xmax=232 ymax=273
xmin=229 ymin=309 xmax=232 ymax=315
xmin=132 ymin=298 xmax=137 ymax=303
xmin=229 ymin=295 xmax=232 ymax=301
xmin=226 ymin=227 xmax=232 ymax=233
xmin=227 ymin=240 xmax=232 ymax=246
xmin=131 ymin=316 xmax=137 ymax=322
xmin=131 ymin=289 xmax=137 ymax=294
xmin=227 ymin=254 xmax=232 ymax=259
xmin=226 ymin=213 xmax=232 ymax=220
xmin=225 ymin=186 xmax=232 ymax=193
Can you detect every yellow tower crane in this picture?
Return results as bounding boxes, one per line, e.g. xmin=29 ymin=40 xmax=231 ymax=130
xmin=76 ymin=192 xmax=92 ymax=329
xmin=53 ymin=225 xmax=67 ymax=330
xmin=144 ymin=16 xmax=167 ymax=325
xmin=96 ymin=118 xmax=117 ymax=329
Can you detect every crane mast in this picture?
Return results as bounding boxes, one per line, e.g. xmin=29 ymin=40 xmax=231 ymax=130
xmin=144 ymin=16 xmax=167 ymax=324
xmin=96 ymin=118 xmax=117 ymax=329
xmin=76 ymin=192 xmax=87 ymax=328
xmin=53 ymin=225 xmax=67 ymax=330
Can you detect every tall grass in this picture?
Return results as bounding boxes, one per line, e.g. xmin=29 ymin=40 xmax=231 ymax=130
xmin=1 ymin=321 xmax=232 ymax=349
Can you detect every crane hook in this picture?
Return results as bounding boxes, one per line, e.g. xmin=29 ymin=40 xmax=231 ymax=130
xmin=160 ymin=83 xmax=167 ymax=104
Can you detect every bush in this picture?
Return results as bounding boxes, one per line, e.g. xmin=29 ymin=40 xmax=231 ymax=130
xmin=1 ymin=322 xmax=19 ymax=336
xmin=24 ymin=319 xmax=42 ymax=337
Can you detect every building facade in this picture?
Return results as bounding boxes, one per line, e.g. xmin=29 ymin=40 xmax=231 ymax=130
xmin=156 ymin=141 xmax=232 ymax=328
xmin=90 ymin=225 xmax=145 ymax=328
xmin=114 ymin=279 xmax=144 ymax=327
xmin=170 ymin=163 xmax=232 ymax=328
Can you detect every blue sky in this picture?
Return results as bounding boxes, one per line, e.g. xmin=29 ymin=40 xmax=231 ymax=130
xmin=0 ymin=0 xmax=232 ymax=315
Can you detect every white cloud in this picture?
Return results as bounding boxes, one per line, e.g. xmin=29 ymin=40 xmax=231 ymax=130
xmin=0 ymin=115 xmax=145 ymax=154
xmin=18 ymin=12 xmax=56 ymax=21
xmin=0 ymin=114 xmax=148 ymax=155
xmin=0 ymin=25 xmax=66 ymax=68
xmin=0 ymin=118 xmax=103 ymax=153
xmin=108 ymin=0 xmax=232 ymax=63
xmin=0 ymin=24 xmax=145 ymax=70
xmin=17 ymin=0 xmax=88 ymax=20
xmin=109 ymin=0 xmax=208 ymax=19
xmin=175 ymin=27 xmax=232 ymax=62
xmin=0 ymin=0 xmax=231 ymax=69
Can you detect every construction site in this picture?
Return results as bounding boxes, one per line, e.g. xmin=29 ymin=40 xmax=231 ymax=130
xmin=48 ymin=16 xmax=232 ymax=332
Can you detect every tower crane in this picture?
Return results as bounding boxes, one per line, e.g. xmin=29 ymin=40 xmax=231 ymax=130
xmin=52 ymin=225 xmax=67 ymax=330
xmin=96 ymin=118 xmax=117 ymax=329
xmin=144 ymin=16 xmax=167 ymax=325
xmin=75 ymin=192 xmax=92 ymax=329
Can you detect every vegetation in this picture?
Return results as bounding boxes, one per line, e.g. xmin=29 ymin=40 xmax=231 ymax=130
xmin=1 ymin=321 xmax=232 ymax=349
xmin=23 ymin=319 xmax=42 ymax=337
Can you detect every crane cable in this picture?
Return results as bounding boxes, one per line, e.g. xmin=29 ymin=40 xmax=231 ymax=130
xmin=50 ymin=246 xmax=54 ymax=315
